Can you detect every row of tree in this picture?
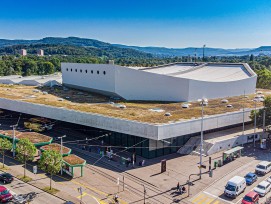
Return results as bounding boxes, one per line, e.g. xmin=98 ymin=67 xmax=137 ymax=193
xmin=0 ymin=138 xmax=61 ymax=190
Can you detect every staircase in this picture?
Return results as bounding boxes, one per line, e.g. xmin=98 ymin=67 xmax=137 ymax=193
xmin=191 ymin=141 xmax=214 ymax=156
xmin=177 ymin=136 xmax=214 ymax=156
xmin=177 ymin=136 xmax=200 ymax=155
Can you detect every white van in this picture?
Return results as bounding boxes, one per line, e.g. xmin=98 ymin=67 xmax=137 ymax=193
xmin=224 ymin=176 xmax=246 ymax=198
xmin=255 ymin=161 xmax=271 ymax=175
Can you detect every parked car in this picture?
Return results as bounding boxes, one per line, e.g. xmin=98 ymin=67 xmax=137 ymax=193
xmin=241 ymin=191 xmax=259 ymax=204
xmin=254 ymin=181 xmax=271 ymax=197
xmin=0 ymin=186 xmax=13 ymax=203
xmin=0 ymin=173 xmax=13 ymax=184
xmin=224 ymin=176 xmax=246 ymax=198
xmin=255 ymin=161 xmax=271 ymax=175
xmin=245 ymin=173 xmax=257 ymax=185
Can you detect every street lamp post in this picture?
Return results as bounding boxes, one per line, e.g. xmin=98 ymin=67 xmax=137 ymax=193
xmin=254 ymin=99 xmax=259 ymax=148
xmin=198 ymin=98 xmax=208 ymax=179
xmin=58 ymin=135 xmax=66 ymax=175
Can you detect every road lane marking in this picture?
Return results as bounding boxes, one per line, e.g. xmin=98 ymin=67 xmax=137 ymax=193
xmin=191 ymin=193 xmax=205 ymax=203
xmin=203 ymin=191 xmax=234 ymax=204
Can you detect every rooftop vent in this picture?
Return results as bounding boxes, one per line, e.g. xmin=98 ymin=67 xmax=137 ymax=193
xmin=181 ymin=104 xmax=190 ymax=108
xmin=221 ymin=99 xmax=228 ymax=103
xmin=149 ymin=108 xmax=164 ymax=113
xmin=164 ymin=112 xmax=171 ymax=116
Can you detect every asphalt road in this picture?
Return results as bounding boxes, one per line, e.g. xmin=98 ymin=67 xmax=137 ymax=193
xmin=190 ymin=148 xmax=271 ymax=204
xmin=3 ymin=177 xmax=64 ymax=204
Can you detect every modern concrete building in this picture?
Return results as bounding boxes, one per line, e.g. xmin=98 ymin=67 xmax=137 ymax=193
xmin=20 ymin=49 xmax=27 ymax=56
xmin=61 ymin=62 xmax=257 ymax=102
xmin=37 ymin=49 xmax=44 ymax=56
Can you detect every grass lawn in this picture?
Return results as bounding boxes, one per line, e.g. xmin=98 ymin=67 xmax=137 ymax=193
xmin=17 ymin=175 xmax=33 ymax=183
xmin=0 ymin=84 xmax=269 ymax=124
xmin=42 ymin=186 xmax=59 ymax=195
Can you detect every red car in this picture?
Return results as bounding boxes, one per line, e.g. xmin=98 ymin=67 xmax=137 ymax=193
xmin=0 ymin=186 xmax=13 ymax=203
xmin=242 ymin=191 xmax=259 ymax=204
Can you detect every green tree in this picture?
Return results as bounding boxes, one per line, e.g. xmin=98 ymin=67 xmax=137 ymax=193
xmin=42 ymin=62 xmax=55 ymax=74
xmin=0 ymin=138 xmax=12 ymax=169
xmin=16 ymin=138 xmax=36 ymax=178
xmin=38 ymin=150 xmax=62 ymax=190
xmin=256 ymin=68 xmax=271 ymax=89
xmin=250 ymin=54 xmax=254 ymax=61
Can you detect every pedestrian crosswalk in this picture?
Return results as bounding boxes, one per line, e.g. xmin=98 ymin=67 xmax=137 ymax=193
xmin=190 ymin=193 xmax=228 ymax=204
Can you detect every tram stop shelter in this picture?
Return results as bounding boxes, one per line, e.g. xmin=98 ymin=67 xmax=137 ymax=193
xmin=222 ymin=146 xmax=244 ymax=163
xmin=63 ymin=154 xmax=86 ymax=177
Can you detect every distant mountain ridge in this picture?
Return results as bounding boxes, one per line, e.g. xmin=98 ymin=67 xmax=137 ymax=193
xmin=0 ymin=37 xmax=270 ymax=57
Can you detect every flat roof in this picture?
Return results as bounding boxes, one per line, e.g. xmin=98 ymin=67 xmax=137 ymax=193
xmin=0 ymin=84 xmax=267 ymax=124
xmin=142 ymin=63 xmax=254 ymax=82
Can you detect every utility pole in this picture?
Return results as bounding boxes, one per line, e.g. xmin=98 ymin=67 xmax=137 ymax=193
xmin=58 ymin=135 xmax=66 ymax=175
xmin=254 ymin=99 xmax=258 ymax=147
xmin=242 ymin=91 xmax=245 ymax=147
xmin=198 ymin=98 xmax=208 ymax=179
xmin=263 ymin=109 xmax=266 ymax=138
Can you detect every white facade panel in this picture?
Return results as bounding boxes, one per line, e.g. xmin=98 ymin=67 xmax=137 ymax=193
xmin=61 ymin=63 xmax=116 ymax=94
xmin=61 ymin=63 xmax=257 ymax=102
xmin=187 ymin=76 xmax=257 ymax=101
xmin=115 ymin=66 xmax=190 ymax=101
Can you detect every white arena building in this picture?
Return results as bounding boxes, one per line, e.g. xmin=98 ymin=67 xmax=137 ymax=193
xmin=61 ymin=62 xmax=257 ymax=102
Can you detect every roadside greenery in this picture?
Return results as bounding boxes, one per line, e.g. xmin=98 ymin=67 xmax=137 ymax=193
xmin=16 ymin=138 xmax=36 ymax=178
xmin=0 ymin=138 xmax=12 ymax=168
xmin=38 ymin=150 xmax=62 ymax=190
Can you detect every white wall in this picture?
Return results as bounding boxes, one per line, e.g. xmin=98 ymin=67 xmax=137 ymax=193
xmin=61 ymin=63 xmax=116 ymax=93
xmin=188 ymin=76 xmax=257 ymax=101
xmin=115 ymin=66 xmax=190 ymax=101
xmin=0 ymin=98 xmax=255 ymax=141
xmin=61 ymin=63 xmax=257 ymax=102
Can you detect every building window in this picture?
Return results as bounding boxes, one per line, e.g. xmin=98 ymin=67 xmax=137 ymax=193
xmin=66 ymin=68 xmax=68 ymax=71
xmin=91 ymin=70 xmax=93 ymax=74
xmin=75 ymin=69 xmax=77 ymax=72
xmin=85 ymin=70 xmax=87 ymax=73
xmin=103 ymin=71 xmax=106 ymax=75
xmin=97 ymin=71 xmax=99 ymax=74
xmin=71 ymin=68 xmax=73 ymax=72
xmin=80 ymin=69 xmax=82 ymax=73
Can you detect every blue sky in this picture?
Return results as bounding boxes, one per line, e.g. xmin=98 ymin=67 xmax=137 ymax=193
xmin=0 ymin=0 xmax=271 ymax=48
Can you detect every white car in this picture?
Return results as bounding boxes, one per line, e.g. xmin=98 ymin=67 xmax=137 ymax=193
xmin=254 ymin=181 xmax=271 ymax=197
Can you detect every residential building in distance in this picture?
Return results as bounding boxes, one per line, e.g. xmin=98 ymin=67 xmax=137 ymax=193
xmin=37 ymin=49 xmax=44 ymax=56
xmin=20 ymin=49 xmax=27 ymax=56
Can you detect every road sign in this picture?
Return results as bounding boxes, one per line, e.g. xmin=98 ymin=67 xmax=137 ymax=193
xmin=198 ymin=164 xmax=206 ymax=169
xmin=33 ymin=166 xmax=37 ymax=174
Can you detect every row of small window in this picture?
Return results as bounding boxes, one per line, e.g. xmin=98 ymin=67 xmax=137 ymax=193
xmin=66 ymin=68 xmax=106 ymax=75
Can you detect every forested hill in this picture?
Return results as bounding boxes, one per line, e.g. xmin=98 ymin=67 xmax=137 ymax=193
xmin=0 ymin=43 xmax=153 ymax=58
